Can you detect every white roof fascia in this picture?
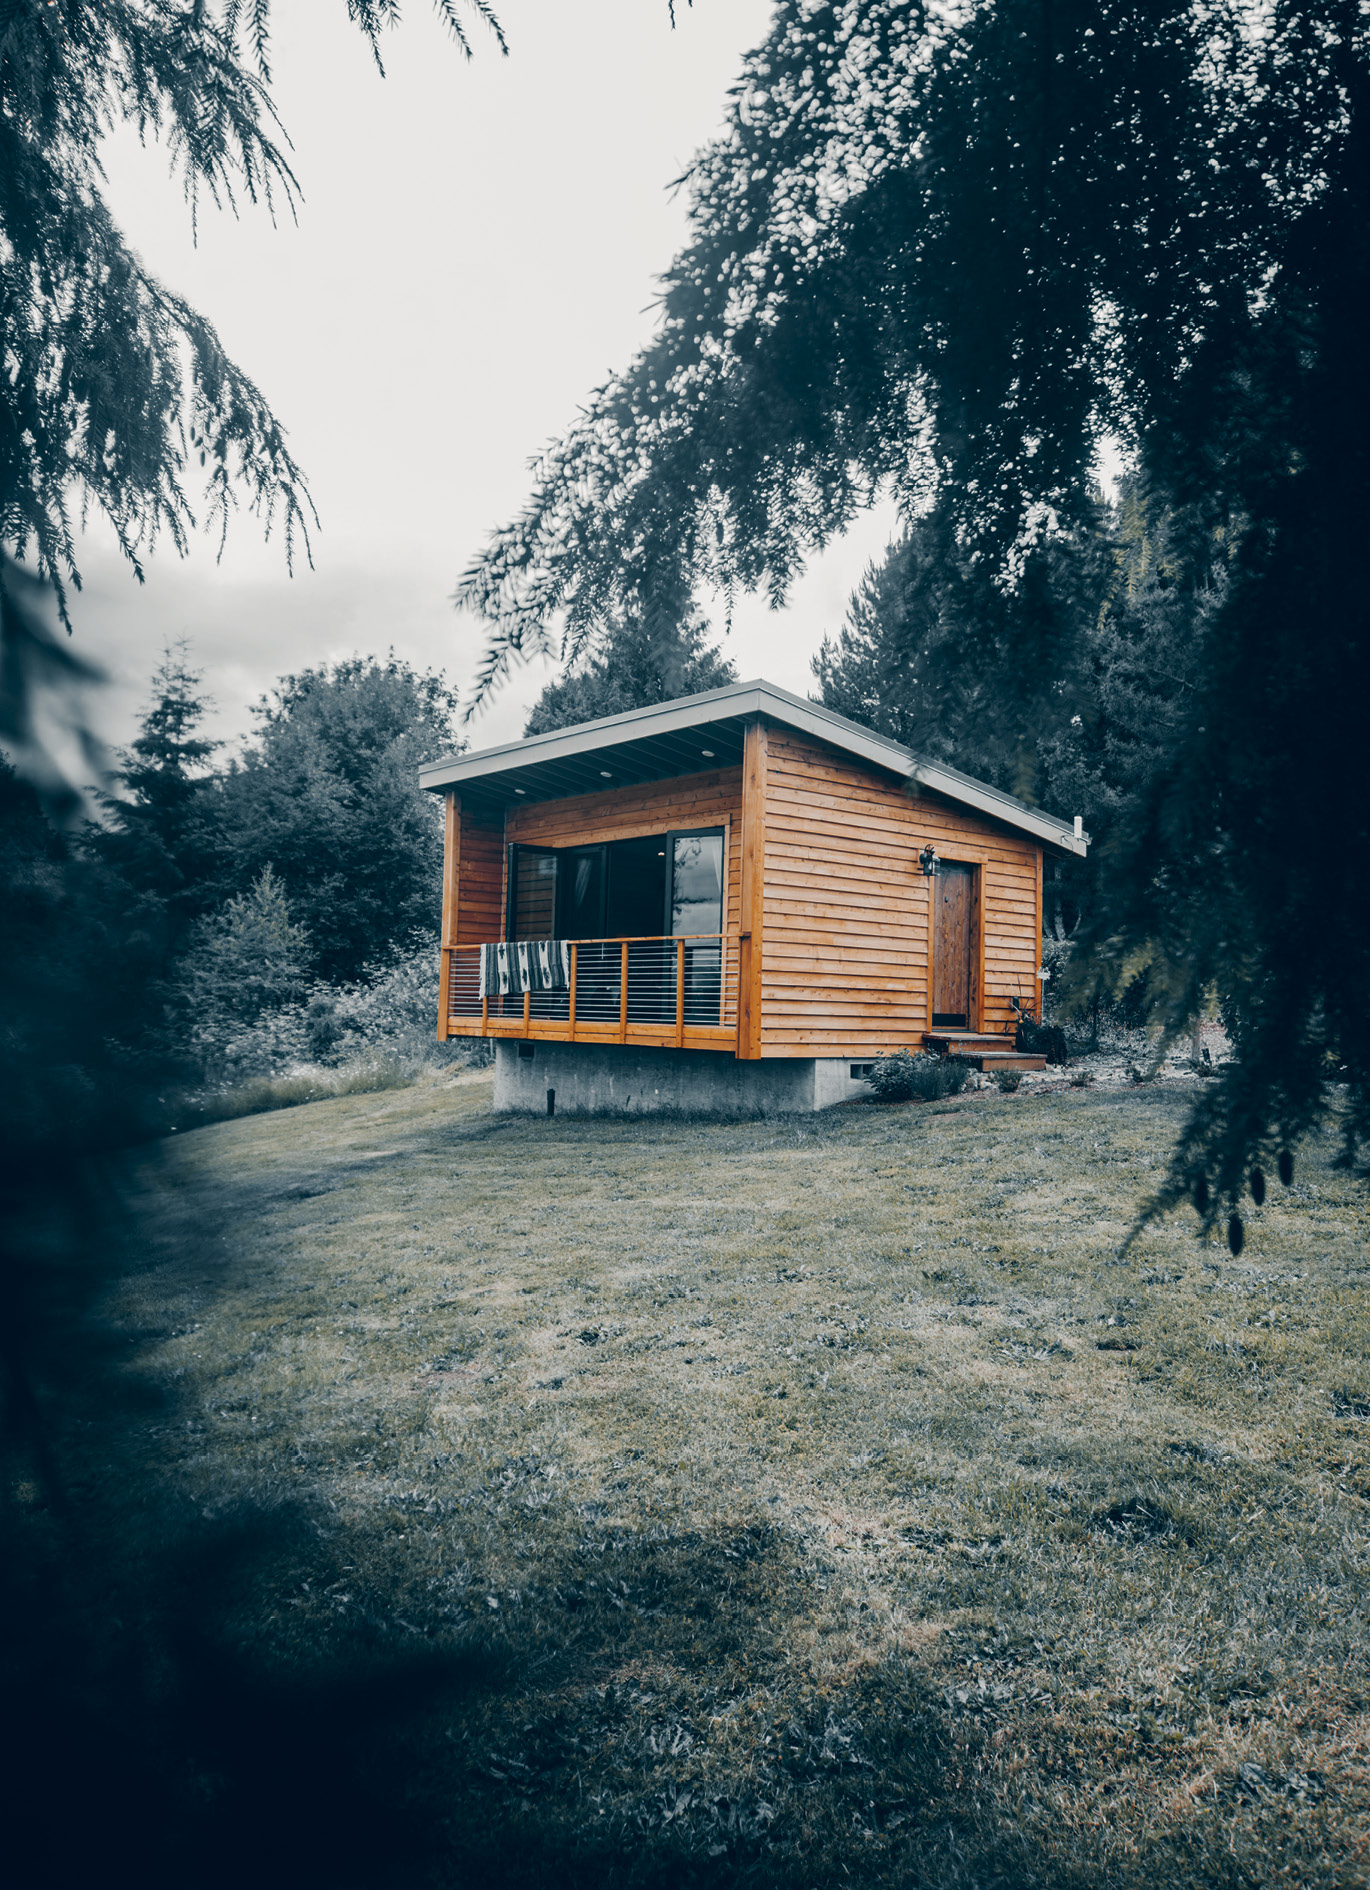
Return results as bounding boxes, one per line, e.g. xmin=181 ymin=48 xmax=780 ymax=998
xmin=419 ymin=677 xmax=1089 ymax=856
xmin=743 ymin=681 xmax=917 ymax=777
xmin=910 ymin=760 xmax=1091 ymax=858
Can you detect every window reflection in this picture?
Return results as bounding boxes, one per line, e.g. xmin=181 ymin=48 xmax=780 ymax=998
xmin=562 ymin=848 xmax=604 ymax=937
xmin=512 ymin=847 xmax=557 ymax=936
xmin=671 ymin=833 xmax=723 ymax=936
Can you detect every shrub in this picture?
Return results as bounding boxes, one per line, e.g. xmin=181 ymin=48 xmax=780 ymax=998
xmin=173 ymin=934 xmax=491 ymax=1090
xmin=294 ymin=939 xmax=492 ymax=1073
xmin=175 ymin=865 xmax=312 ymax=1080
xmin=166 ymin=934 xmax=492 ymax=1125
xmin=867 ymin=1050 xmax=971 ymax=1103
xmin=303 ymin=993 xmax=346 ymax=1061
xmin=993 ymin=1069 xmax=1025 ymax=1094
xmin=322 ymin=942 xmax=464 ymax=1066
xmin=1069 ymin=1068 xmax=1095 ymax=1088
xmin=1015 ymin=1015 xmax=1070 ymax=1064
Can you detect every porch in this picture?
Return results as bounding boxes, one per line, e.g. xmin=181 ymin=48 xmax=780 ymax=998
xmin=440 ymin=934 xmax=742 ymax=1053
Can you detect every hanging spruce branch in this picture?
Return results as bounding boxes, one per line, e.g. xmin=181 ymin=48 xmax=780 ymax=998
xmin=0 ymin=0 xmax=504 ymax=621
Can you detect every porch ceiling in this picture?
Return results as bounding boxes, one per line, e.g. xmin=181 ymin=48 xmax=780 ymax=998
xmin=425 ymin=712 xmax=750 ymax=811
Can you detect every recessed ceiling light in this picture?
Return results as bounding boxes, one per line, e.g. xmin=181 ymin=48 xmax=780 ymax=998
xmin=599 ymin=770 xmax=612 ymax=778
xmin=513 ymin=787 xmax=526 ymax=795
xmin=700 ymin=748 xmax=715 ymax=757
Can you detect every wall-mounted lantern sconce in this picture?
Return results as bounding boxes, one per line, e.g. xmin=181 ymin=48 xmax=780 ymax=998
xmin=918 ymin=842 xmax=940 ymax=877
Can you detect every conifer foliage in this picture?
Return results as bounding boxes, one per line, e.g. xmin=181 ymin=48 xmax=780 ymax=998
xmin=0 ymin=0 xmax=503 ymax=615
xmin=815 ymin=488 xmax=1208 ymax=942
xmin=461 ymin=0 xmax=1370 ymax=1211
xmin=176 ymin=862 xmax=310 ymax=1069
xmin=87 ymin=650 xmax=459 ymax=1051
xmin=98 ymin=643 xmax=221 ymax=922
xmin=524 ymin=575 xmax=736 ymax=734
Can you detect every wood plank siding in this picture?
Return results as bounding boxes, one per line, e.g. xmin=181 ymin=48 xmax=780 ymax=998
xmin=444 ymin=797 xmax=504 ymax=946
xmin=758 ymin=727 xmax=1042 ymax=1056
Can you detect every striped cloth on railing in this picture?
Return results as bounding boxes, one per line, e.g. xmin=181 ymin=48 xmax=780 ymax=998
xmin=480 ymin=939 xmax=571 ymax=998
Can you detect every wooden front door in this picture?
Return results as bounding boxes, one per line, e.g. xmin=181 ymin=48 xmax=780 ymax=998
xmin=932 ymin=862 xmax=976 ymax=1027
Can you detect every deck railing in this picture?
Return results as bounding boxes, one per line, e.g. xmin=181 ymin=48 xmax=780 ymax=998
xmin=442 ymin=935 xmax=739 ymax=1050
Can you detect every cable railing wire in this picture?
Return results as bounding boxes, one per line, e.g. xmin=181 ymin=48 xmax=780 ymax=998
xmin=445 ymin=935 xmax=734 ymax=1031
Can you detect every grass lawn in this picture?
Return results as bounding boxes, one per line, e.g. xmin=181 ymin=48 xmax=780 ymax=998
xmin=108 ymin=1073 xmax=1370 ymax=1886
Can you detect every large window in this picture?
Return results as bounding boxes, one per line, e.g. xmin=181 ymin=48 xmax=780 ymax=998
xmin=506 ymin=829 xmax=725 ymax=940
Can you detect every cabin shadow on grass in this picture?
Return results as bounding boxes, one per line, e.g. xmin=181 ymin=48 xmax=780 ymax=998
xmin=70 ymin=1073 xmax=1370 ymax=1888
xmin=361 ymin=1518 xmax=980 ymax=1890
xmin=7 ymin=1413 xmax=1003 ymax=1888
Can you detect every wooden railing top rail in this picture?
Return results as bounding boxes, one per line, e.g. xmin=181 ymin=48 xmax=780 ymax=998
xmin=449 ymin=932 xmax=732 ymax=947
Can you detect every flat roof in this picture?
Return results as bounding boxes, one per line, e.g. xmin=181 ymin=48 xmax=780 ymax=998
xmin=420 ymin=678 xmax=1089 ymax=857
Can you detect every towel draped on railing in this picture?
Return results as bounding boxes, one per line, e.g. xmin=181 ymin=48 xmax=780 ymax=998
xmin=480 ymin=939 xmax=571 ymax=998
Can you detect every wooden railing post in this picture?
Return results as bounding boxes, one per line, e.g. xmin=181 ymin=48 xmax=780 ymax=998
xmin=437 ymin=791 xmax=461 ymax=1042
xmin=436 ymin=946 xmax=451 ymax=1042
xmin=676 ymin=938 xmax=686 ymax=1046
xmin=523 ymin=988 xmax=531 ymax=1034
xmin=619 ymin=940 xmax=629 ymax=1040
xmin=737 ymin=720 xmax=767 ymax=1059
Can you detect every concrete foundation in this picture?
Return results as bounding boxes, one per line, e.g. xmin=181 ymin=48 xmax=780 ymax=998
xmin=491 ymin=1040 xmax=875 ymax=1116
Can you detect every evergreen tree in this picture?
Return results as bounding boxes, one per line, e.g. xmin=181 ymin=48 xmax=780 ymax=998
xmin=179 ymin=863 xmax=310 ymax=1037
xmin=524 ymin=588 xmax=736 ymax=735
xmin=97 ymin=644 xmax=221 ymax=925
xmin=208 ymin=656 xmax=458 ymax=981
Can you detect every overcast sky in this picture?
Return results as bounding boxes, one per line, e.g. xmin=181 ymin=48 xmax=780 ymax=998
xmin=73 ymin=0 xmax=898 ymax=759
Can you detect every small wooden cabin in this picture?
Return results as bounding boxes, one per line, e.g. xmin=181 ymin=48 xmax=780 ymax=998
xmin=420 ymin=680 xmax=1088 ymax=1113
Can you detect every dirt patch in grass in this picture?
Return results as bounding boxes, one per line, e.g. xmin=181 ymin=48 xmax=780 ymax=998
xmin=98 ymin=1076 xmax=1370 ymax=1886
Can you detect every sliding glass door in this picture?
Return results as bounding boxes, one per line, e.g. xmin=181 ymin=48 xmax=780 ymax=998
xmin=667 ymin=829 xmax=724 ymax=1023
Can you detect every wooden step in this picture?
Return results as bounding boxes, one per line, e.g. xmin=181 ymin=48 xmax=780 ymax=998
xmin=921 ymin=1032 xmax=1046 ymax=1072
xmin=961 ymin=1051 xmax=1047 ymax=1072
xmin=922 ymin=1031 xmax=1019 ymax=1054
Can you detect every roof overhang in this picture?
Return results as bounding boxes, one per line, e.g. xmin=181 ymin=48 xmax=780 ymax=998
xmin=421 ymin=679 xmax=1090 ymax=857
